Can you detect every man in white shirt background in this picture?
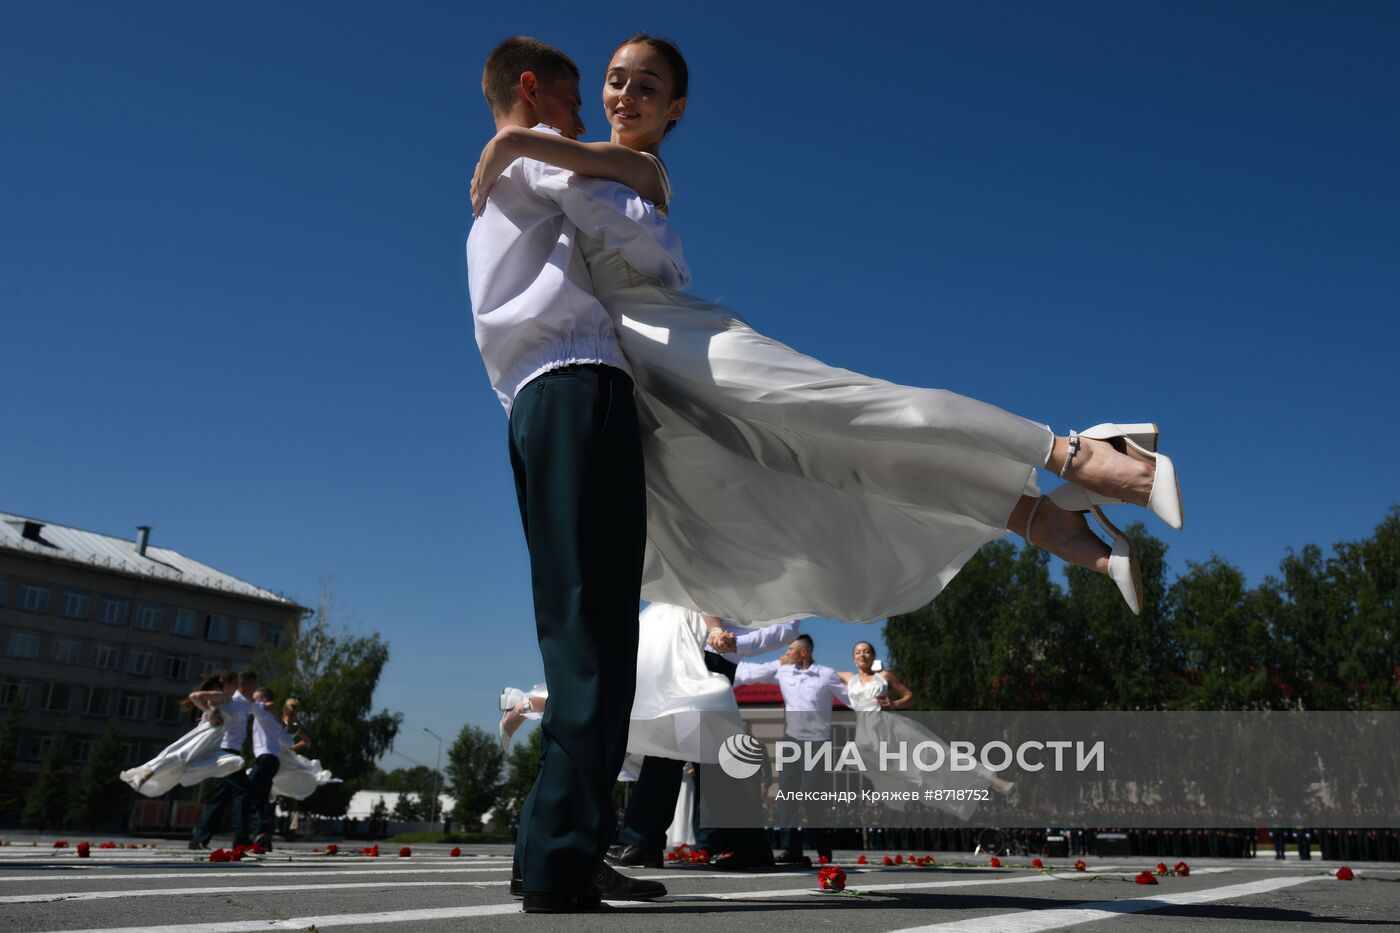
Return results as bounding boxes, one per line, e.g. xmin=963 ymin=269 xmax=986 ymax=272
xmin=735 ymin=634 xmax=850 ymax=865
xmin=466 ymin=36 xmax=687 ymax=914
xmin=249 ymin=685 xmax=288 ymax=850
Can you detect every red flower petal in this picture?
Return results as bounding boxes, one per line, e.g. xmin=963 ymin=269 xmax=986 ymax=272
xmin=450 ymin=847 xmax=462 ymax=857
xmin=1074 ymin=860 xmax=1087 ymax=871
xmin=399 ymin=847 xmax=411 ymax=858
xmin=1031 ymin=858 xmax=1044 ymax=868
xmin=857 ymin=855 xmax=867 ymax=864
xmin=1336 ymin=866 xmax=1354 ymax=880
xmin=1135 ymin=871 xmax=1158 ymax=885
xmin=988 ymin=857 xmax=1001 ymax=868
xmin=883 ymin=856 xmax=893 ymax=865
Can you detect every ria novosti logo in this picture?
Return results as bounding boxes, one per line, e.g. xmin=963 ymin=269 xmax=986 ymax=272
xmin=718 ymin=733 xmax=765 ymax=779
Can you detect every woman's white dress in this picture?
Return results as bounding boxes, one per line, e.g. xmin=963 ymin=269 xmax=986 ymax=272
xmin=120 ymin=714 xmax=244 ymax=797
xmin=626 ymin=603 xmax=744 ymax=764
xmin=846 ymin=672 xmax=991 ymax=820
xmin=579 ymin=162 xmax=1053 ymax=626
xmin=120 ymin=713 xmax=340 ymax=801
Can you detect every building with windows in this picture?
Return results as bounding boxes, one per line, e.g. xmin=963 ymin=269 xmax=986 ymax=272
xmin=0 ymin=512 xmax=308 ymax=818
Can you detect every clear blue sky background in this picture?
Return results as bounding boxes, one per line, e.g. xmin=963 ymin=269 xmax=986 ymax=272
xmin=3 ymin=2 xmax=1396 ymax=773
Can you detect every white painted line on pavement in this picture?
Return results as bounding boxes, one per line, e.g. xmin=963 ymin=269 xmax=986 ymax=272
xmin=0 ymin=865 xmax=514 ymax=883
xmin=886 ymin=874 xmax=1325 ymax=933
xmin=52 ymin=904 xmax=523 ymax=932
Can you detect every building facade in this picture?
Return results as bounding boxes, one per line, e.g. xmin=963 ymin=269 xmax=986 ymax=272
xmin=0 ymin=512 xmax=308 ymax=816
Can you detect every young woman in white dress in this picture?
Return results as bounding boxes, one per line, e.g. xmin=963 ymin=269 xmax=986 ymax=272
xmin=471 ymin=36 xmax=1183 ymax=623
xmin=261 ymin=693 xmax=342 ymax=802
xmin=120 ymin=671 xmax=245 ymax=796
xmin=839 ymin=641 xmax=1012 ymax=821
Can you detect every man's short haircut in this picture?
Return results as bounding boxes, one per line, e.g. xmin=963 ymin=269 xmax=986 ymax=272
xmin=482 ymin=36 xmax=580 ymax=117
xmin=239 ymin=669 xmax=258 ymax=683
xmin=793 ymin=634 xmax=814 ymax=653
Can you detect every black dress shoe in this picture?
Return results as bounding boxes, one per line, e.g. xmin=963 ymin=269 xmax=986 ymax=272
xmin=521 ymin=891 xmax=611 ymax=913
xmin=604 ymin=843 xmax=664 ymax=868
xmin=591 ymin=862 xmax=666 ymax=901
xmin=710 ymin=847 xmax=776 ymax=871
xmin=774 ymin=849 xmax=805 ymax=864
xmin=188 ymin=840 xmax=209 ymax=851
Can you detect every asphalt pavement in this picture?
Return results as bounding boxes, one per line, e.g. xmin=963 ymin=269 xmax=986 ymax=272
xmin=0 ymin=836 xmax=1395 ymax=932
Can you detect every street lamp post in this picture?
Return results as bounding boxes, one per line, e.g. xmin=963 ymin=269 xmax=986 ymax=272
xmin=423 ymin=727 xmax=444 ymax=829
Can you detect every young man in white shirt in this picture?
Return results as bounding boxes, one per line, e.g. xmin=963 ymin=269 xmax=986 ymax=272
xmin=249 ymin=685 xmax=288 ymax=850
xmin=466 ymin=36 xmax=687 ymax=914
xmin=189 ymin=670 xmax=257 ymax=850
xmin=735 ymin=635 xmax=851 ymax=864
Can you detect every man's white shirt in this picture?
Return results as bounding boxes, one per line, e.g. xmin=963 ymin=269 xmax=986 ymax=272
xmin=734 ymin=660 xmax=850 ymax=741
xmin=466 ymin=125 xmax=690 ymax=412
xmin=250 ymin=703 xmax=288 ymax=758
xmin=218 ymin=692 xmax=255 ymax=751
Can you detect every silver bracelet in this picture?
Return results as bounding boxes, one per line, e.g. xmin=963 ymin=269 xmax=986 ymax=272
xmin=1058 ymin=430 xmax=1080 ymax=479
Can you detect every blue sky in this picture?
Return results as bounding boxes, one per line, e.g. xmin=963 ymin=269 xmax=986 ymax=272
xmin=3 ymin=2 xmax=1397 ymax=772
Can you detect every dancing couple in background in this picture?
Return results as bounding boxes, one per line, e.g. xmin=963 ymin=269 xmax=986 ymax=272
xmin=120 ymin=668 xmax=338 ymax=851
xmin=466 ymin=33 xmax=1184 ymax=913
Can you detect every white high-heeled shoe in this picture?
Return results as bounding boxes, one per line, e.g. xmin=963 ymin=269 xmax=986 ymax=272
xmin=1062 ymin=423 xmax=1183 ymax=530
xmin=1028 ymin=488 xmax=1144 ymax=615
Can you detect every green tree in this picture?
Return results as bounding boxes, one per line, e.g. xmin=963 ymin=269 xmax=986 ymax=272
xmin=257 ymin=585 xmax=402 ymax=817
xmin=446 ymin=724 xmax=504 ymax=829
xmin=391 ymin=792 xmax=422 ymax=822
xmin=67 ymin=727 xmax=127 ymax=830
xmin=22 ymin=735 xmax=68 ymax=831
xmin=0 ymin=706 xmax=22 ymax=822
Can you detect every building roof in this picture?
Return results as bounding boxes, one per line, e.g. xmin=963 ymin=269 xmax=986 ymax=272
xmin=0 ymin=511 xmax=303 ymax=609
xmin=734 ymin=683 xmax=847 ymax=709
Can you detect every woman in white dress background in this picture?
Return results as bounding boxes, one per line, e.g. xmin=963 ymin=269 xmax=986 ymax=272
xmin=471 ymin=36 xmax=1184 ymax=625
xmin=839 ymin=641 xmax=1011 ymax=822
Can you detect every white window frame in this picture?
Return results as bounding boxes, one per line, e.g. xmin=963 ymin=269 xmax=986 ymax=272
xmin=204 ymin=614 xmax=229 ymax=642
xmin=41 ymin=682 xmax=72 ymax=712
xmin=6 ymin=630 xmax=40 ymax=660
xmin=126 ymin=648 xmax=154 ymax=676
xmin=134 ymin=603 xmax=163 ymax=631
xmin=83 ymin=686 xmax=111 ymax=716
xmin=0 ymin=680 xmax=31 ymax=707
xmin=59 ymin=590 xmax=90 ymax=619
xmin=100 ymin=598 xmax=129 ymax=626
xmin=93 ymin=644 xmax=120 ymax=670
xmin=119 ymin=693 xmax=146 ymax=720
xmin=18 ymin=584 xmax=50 ymax=613
xmin=51 ymin=637 xmax=83 ymax=665
xmin=171 ymin=608 xmax=196 ymax=637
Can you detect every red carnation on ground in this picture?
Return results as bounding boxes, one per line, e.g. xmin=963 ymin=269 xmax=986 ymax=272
xmin=325 ymin=844 xmax=338 ymax=855
xmin=1031 ymin=858 xmax=1044 ymax=868
xmin=251 ymin=844 xmax=266 ymax=855
xmin=53 ymin=841 xmax=68 ymax=848
xmin=1336 ymin=866 xmax=1354 ymax=881
xmin=209 ymin=849 xmax=230 ymax=863
xmin=894 ymin=854 xmax=904 ymax=865
xmin=666 ymin=851 xmax=678 ymax=861
xmin=1155 ymin=862 xmax=1168 ymax=876
xmin=857 ymin=855 xmax=867 ymax=865
xmin=883 ymin=855 xmax=894 ymax=866
xmin=1074 ymin=859 xmax=1087 ymax=872
xmin=1134 ymin=871 xmax=1158 ymax=885
xmin=1174 ymin=861 xmax=1190 ymax=877
xmin=100 ymin=842 xmax=117 ymax=849
xmin=399 ymin=847 xmax=411 ymax=858
xmin=450 ymin=847 xmax=462 ymax=857
xmin=817 ymin=865 xmax=847 ymax=891
xmin=818 ymin=855 xmax=829 ymax=865
xmin=690 ymin=848 xmax=710 ymax=864
xmin=76 ymin=843 xmax=90 ymax=858
xmin=988 ymin=857 xmax=1001 ymax=868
